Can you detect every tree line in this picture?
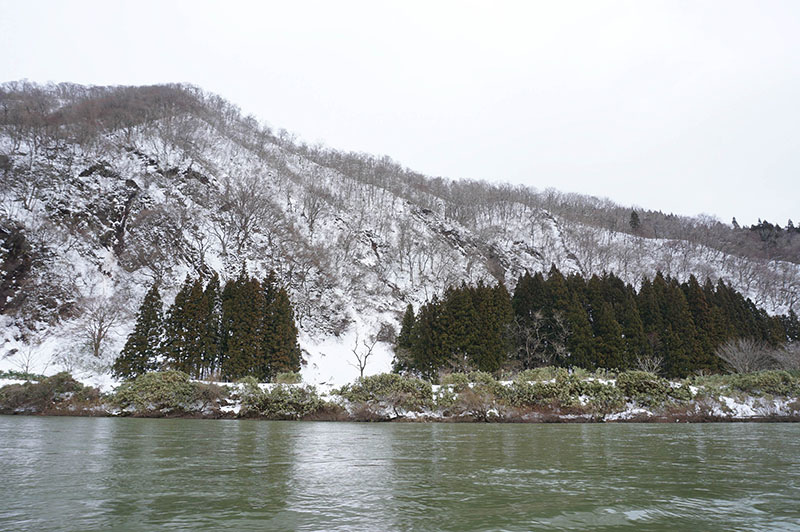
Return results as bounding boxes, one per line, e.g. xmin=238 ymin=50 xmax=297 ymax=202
xmin=113 ymin=269 xmax=301 ymax=382
xmin=394 ymin=267 xmax=800 ymax=379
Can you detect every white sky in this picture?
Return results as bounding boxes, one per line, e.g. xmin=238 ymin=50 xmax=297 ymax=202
xmin=1 ymin=0 xmax=798 ymax=226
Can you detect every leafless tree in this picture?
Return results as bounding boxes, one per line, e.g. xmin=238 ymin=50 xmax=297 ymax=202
xmin=7 ymin=342 xmax=47 ymax=377
xmin=715 ymin=338 xmax=774 ymax=374
xmin=771 ymin=342 xmax=800 ymax=371
xmin=509 ymin=312 xmax=568 ymax=369
xmin=350 ymin=331 xmax=379 ymax=379
xmin=635 ymin=354 xmax=664 ymax=375
xmin=302 ymin=183 xmax=330 ymax=242
xmin=74 ymin=291 xmax=128 ymax=360
xmin=215 ymin=172 xmax=275 ymax=255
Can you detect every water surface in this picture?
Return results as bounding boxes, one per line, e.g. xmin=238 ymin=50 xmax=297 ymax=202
xmin=1 ymin=417 xmax=798 ymax=531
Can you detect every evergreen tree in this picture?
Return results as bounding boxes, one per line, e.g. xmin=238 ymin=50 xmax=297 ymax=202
xmin=113 ymin=283 xmax=163 ymax=380
xmin=592 ymin=301 xmax=625 ymax=369
xmin=162 ymin=275 xmax=193 ymax=373
xmin=409 ymin=297 xmax=447 ymax=380
xmin=181 ymin=276 xmax=208 ymax=377
xmin=220 ymin=272 xmax=266 ymax=380
xmin=468 ymin=282 xmax=512 ymax=372
xmin=564 ymin=293 xmax=595 ymax=368
xmin=200 ymin=273 xmax=222 ymax=378
xmin=629 ymin=210 xmax=641 ymax=231
xmin=393 ymin=304 xmax=416 ymax=373
xmin=262 ymin=276 xmax=302 ymax=379
xmin=660 ymin=278 xmax=700 ymax=378
xmin=682 ymin=275 xmax=719 ymax=372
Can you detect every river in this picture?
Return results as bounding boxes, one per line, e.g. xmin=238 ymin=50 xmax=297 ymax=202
xmin=1 ymin=417 xmax=799 ymax=531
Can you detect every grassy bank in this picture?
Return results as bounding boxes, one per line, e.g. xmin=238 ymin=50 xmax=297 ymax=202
xmin=2 ymin=368 xmax=800 ymax=422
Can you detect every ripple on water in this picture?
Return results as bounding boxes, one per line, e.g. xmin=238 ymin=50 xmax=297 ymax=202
xmin=0 ymin=419 xmax=799 ymax=531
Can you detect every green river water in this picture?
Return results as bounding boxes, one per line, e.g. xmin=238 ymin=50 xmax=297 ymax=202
xmin=0 ymin=417 xmax=798 ymax=531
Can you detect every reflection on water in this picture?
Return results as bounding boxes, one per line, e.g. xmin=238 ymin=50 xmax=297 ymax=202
xmin=1 ymin=418 xmax=799 ymax=531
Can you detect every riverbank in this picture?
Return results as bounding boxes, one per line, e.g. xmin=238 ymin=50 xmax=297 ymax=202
xmin=2 ymin=368 xmax=799 ymax=422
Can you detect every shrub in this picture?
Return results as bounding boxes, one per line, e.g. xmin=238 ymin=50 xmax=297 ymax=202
xmin=615 ymin=371 xmax=671 ymax=406
xmin=113 ymin=371 xmax=195 ymax=412
xmin=501 ymin=380 xmax=563 ymax=407
xmin=337 ymin=373 xmax=433 ymax=413
xmin=514 ymin=367 xmax=561 ymax=382
xmin=576 ymin=380 xmax=625 ymax=412
xmin=732 ymin=370 xmax=799 ymax=396
xmin=0 ymin=372 xmax=91 ymax=413
xmin=451 ymin=386 xmax=500 ymax=421
xmin=243 ymin=385 xmax=322 ymax=419
xmin=274 ymin=372 xmax=302 ymax=384
xmin=0 ymin=369 xmax=45 ymax=381
xmin=467 ymin=371 xmax=498 ymax=386
xmin=668 ymin=382 xmax=694 ymax=402
xmin=192 ymin=382 xmax=229 ymax=411
xmin=439 ymin=372 xmax=470 ymax=390
xmin=233 ymin=376 xmax=262 ymax=402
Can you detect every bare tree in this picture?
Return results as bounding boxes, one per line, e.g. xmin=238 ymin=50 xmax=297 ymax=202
xmin=6 ymin=342 xmax=47 ymax=377
xmin=216 ymin=172 xmax=275 ymax=255
xmin=350 ymin=331 xmax=379 ymax=379
xmin=715 ymin=338 xmax=774 ymax=374
xmin=74 ymin=291 xmax=128 ymax=360
xmin=771 ymin=342 xmax=800 ymax=371
xmin=302 ymin=184 xmax=328 ymax=241
xmin=635 ymin=354 xmax=664 ymax=375
xmin=509 ymin=312 xmax=568 ymax=369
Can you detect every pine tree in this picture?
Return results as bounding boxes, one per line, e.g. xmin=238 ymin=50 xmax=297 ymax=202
xmin=564 ymin=292 xmax=595 ymax=368
xmin=469 ymin=282 xmax=512 ymax=372
xmin=181 ymin=277 xmax=207 ymax=377
xmin=682 ymin=275 xmax=718 ymax=372
xmin=113 ymin=283 xmax=163 ymax=380
xmin=200 ymin=273 xmax=222 ymax=379
xmin=441 ymin=283 xmax=478 ymax=371
xmin=220 ymin=272 xmax=266 ymax=380
xmin=592 ymin=301 xmax=625 ymax=369
xmin=393 ymin=304 xmax=416 ymax=373
xmin=162 ymin=275 xmax=193 ymax=373
xmin=629 ymin=211 xmax=641 ymax=232
xmin=409 ymin=297 xmax=447 ymax=380
xmin=263 ymin=279 xmax=302 ymax=379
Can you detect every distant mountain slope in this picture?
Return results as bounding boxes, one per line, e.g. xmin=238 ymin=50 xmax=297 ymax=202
xmin=1 ymin=82 xmax=797 ymax=384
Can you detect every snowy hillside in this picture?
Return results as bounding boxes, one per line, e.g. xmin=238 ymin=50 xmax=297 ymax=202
xmin=1 ymin=82 xmax=798 ymax=387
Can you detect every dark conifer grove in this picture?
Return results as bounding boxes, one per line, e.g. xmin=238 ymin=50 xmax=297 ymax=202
xmin=395 ymin=267 xmax=800 ymax=379
xmin=114 ymin=270 xmax=301 ymax=381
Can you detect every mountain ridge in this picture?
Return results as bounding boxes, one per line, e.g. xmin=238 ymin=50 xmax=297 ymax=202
xmin=1 ymin=81 xmax=797 ymax=385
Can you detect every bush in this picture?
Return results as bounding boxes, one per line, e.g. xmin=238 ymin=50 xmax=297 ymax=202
xmin=274 ymin=372 xmax=302 ymax=384
xmin=192 ymin=382 xmax=229 ymax=411
xmin=514 ymin=367 xmax=561 ymax=382
xmin=615 ymin=371 xmax=672 ymax=406
xmin=113 ymin=371 xmax=196 ymax=412
xmin=576 ymin=380 xmax=625 ymax=412
xmin=451 ymin=386 xmax=501 ymax=421
xmin=243 ymin=385 xmax=322 ymax=419
xmin=0 ymin=372 xmax=92 ymax=413
xmin=732 ymin=370 xmax=799 ymax=396
xmin=0 ymin=369 xmax=45 ymax=381
xmin=439 ymin=372 xmax=470 ymax=390
xmin=467 ymin=371 xmax=498 ymax=386
xmin=337 ymin=373 xmax=433 ymax=413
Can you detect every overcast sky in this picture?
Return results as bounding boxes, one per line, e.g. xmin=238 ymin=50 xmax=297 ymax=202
xmin=1 ymin=0 xmax=798 ymax=226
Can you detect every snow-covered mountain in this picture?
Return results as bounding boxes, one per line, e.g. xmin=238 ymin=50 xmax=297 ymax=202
xmin=1 ymin=82 xmax=798 ymax=386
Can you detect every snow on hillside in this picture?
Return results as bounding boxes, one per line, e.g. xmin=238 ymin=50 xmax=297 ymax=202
xmin=0 ymin=84 xmax=798 ymax=387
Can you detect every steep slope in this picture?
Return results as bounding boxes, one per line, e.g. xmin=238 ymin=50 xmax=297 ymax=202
xmin=1 ymin=82 xmax=797 ymax=385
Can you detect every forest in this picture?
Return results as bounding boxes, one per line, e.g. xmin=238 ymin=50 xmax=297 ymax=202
xmin=113 ymin=270 xmax=301 ymax=382
xmin=394 ymin=267 xmax=800 ymax=380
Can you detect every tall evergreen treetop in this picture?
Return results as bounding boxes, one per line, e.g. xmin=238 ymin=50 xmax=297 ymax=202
xmin=113 ymin=283 xmax=163 ymax=380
